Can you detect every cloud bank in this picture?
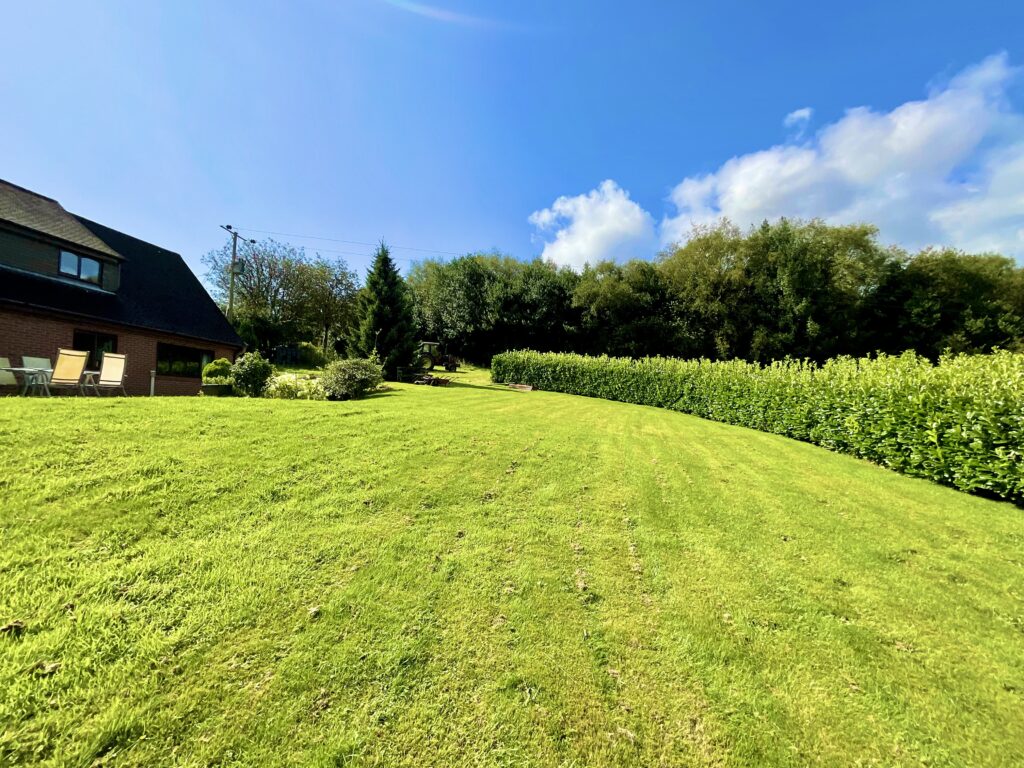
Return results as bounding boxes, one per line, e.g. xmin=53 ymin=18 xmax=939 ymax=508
xmin=530 ymin=54 xmax=1024 ymax=267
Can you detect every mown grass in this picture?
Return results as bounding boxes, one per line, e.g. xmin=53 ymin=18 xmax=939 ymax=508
xmin=1 ymin=368 xmax=1021 ymax=767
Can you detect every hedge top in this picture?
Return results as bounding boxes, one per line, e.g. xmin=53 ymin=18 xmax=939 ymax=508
xmin=492 ymin=349 xmax=1024 ymax=505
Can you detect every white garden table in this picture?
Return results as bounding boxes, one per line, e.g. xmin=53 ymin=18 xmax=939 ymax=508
xmin=0 ymin=367 xmax=52 ymax=396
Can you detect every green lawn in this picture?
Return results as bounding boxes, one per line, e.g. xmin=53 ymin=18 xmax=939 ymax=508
xmin=1 ymin=368 xmax=1021 ymax=767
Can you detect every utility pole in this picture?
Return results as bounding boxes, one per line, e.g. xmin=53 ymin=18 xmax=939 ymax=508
xmin=220 ymin=225 xmax=256 ymax=320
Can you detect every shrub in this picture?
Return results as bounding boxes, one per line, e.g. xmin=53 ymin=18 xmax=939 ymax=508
xmin=296 ymin=342 xmax=331 ymax=369
xmin=264 ymin=373 xmax=327 ymax=401
xmin=321 ymin=358 xmax=384 ymax=400
xmin=202 ymin=358 xmax=233 ymax=382
xmin=231 ymin=351 xmax=274 ymax=397
xmin=491 ymin=349 xmax=1024 ymax=504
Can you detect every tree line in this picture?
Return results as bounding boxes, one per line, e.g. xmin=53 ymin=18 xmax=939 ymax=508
xmin=203 ymin=239 xmax=359 ymax=356
xmin=204 ymin=219 xmax=1024 ymax=374
xmin=413 ymin=220 xmax=1024 ymax=363
xmin=203 ymin=239 xmax=416 ymax=378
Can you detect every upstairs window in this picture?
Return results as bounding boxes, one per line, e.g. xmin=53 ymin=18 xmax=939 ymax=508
xmin=156 ymin=343 xmax=214 ymax=378
xmin=59 ymin=251 xmax=103 ymax=285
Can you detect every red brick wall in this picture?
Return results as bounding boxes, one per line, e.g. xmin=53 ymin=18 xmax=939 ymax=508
xmin=0 ymin=307 xmax=240 ymax=396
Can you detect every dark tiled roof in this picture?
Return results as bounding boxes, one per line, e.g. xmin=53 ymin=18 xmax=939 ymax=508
xmin=0 ymin=212 xmax=243 ymax=349
xmin=0 ymin=180 xmax=122 ymax=260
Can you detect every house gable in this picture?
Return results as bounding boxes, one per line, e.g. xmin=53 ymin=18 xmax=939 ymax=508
xmin=0 ymin=178 xmax=242 ymax=350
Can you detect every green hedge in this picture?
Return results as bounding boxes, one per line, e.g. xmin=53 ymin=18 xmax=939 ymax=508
xmin=492 ymin=350 xmax=1024 ymax=504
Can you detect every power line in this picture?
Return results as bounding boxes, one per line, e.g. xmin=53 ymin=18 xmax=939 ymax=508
xmin=238 ymin=241 xmax=425 ymax=266
xmin=232 ymin=227 xmax=466 ymax=258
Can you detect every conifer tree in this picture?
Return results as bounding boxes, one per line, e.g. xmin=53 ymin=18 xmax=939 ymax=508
xmin=347 ymin=242 xmax=418 ymax=379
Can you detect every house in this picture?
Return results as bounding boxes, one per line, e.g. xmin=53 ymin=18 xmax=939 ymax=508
xmin=0 ymin=179 xmax=243 ymax=395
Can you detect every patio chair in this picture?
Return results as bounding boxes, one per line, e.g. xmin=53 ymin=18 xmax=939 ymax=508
xmin=46 ymin=349 xmax=89 ymax=396
xmin=23 ymin=356 xmax=52 ymax=375
xmin=91 ymin=352 xmax=128 ymax=396
xmin=23 ymin=356 xmax=52 ymax=370
xmin=21 ymin=356 xmax=53 ymax=396
xmin=0 ymin=357 xmax=17 ymax=392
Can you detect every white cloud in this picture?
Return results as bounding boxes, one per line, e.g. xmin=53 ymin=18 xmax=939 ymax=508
xmin=529 ymin=55 xmax=1024 ymax=264
xmin=529 ymin=180 xmax=656 ymax=269
xmin=661 ymin=53 xmax=1024 ymax=259
xmin=929 ymin=142 xmax=1024 ymax=255
xmin=380 ymin=0 xmax=502 ymax=28
xmin=783 ymin=107 xmax=813 ymax=127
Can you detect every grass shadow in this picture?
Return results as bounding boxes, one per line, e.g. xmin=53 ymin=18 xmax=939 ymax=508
xmin=364 ymin=389 xmax=399 ymax=400
xmin=445 ymin=380 xmax=523 ymax=394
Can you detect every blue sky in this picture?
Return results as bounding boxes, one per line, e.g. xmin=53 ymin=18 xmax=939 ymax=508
xmin=2 ymin=0 xmax=1023 ymax=279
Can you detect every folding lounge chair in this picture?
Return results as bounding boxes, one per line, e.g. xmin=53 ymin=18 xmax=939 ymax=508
xmin=91 ymin=352 xmax=128 ymax=396
xmin=46 ymin=349 xmax=88 ymax=396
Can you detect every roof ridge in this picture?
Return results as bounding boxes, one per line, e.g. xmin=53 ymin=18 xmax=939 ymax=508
xmin=0 ymin=179 xmax=122 ymax=259
xmin=73 ymin=215 xmax=182 ymax=258
xmin=0 ymin=177 xmax=60 ymax=203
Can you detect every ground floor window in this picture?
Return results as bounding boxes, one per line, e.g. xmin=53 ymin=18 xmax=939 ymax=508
xmin=73 ymin=330 xmax=117 ymax=369
xmin=156 ymin=343 xmax=214 ymax=378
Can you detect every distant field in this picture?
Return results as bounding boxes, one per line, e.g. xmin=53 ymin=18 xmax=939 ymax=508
xmin=1 ymin=368 xmax=1021 ymax=767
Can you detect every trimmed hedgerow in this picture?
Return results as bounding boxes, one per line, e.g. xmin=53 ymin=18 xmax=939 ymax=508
xmin=491 ymin=350 xmax=1024 ymax=504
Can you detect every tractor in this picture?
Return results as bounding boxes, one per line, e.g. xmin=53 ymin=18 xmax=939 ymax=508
xmin=417 ymin=341 xmax=458 ymax=372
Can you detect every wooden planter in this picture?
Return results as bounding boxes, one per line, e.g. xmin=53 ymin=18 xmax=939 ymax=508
xmin=200 ymin=383 xmax=234 ymax=397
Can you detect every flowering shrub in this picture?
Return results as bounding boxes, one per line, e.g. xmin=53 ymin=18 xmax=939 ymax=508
xmin=264 ymin=373 xmax=327 ymax=401
xmin=492 ymin=349 xmax=1024 ymax=504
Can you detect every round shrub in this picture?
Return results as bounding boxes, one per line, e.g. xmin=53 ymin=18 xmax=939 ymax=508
xmin=296 ymin=341 xmax=330 ymax=369
xmin=202 ymin=357 xmax=233 ymax=382
xmin=320 ymin=358 xmax=384 ymax=400
xmin=264 ymin=373 xmax=327 ymax=401
xmin=231 ymin=351 xmax=273 ymax=397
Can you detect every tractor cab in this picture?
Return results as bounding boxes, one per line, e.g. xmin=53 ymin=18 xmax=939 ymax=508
xmin=417 ymin=341 xmax=458 ymax=372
